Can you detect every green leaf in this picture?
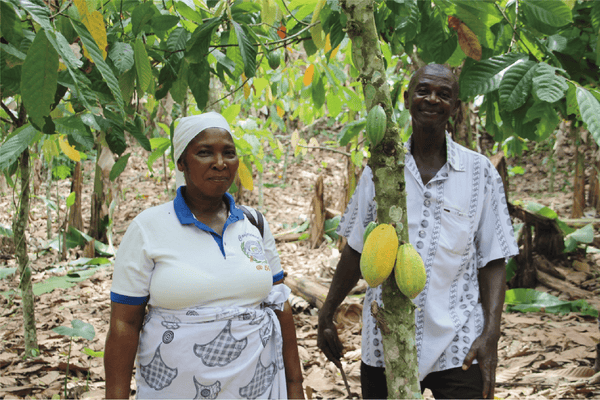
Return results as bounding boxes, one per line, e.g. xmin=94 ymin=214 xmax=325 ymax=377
xmin=524 ymin=101 xmax=559 ymax=141
xmin=134 ymin=39 xmax=152 ymax=95
xmin=312 ymin=77 xmax=326 ymax=109
xmin=338 ymin=119 xmax=366 ymax=146
xmin=326 ymin=90 xmax=343 ymax=117
xmin=18 ymin=0 xmax=52 ymax=31
xmin=34 ymin=276 xmax=75 ymax=295
xmin=167 ymin=27 xmax=189 ymax=55
xmin=131 ymin=2 xmax=157 ymax=37
xmin=0 ymin=267 xmax=16 ymax=279
xmin=591 ymin=2 xmax=600 ymax=32
xmin=66 ymin=192 xmax=76 ymax=208
xmin=532 ymin=63 xmax=568 ymax=103
xmin=55 ymin=117 xmax=94 ymax=150
xmin=566 ymin=223 xmax=594 ymax=244
xmin=186 ymin=18 xmax=220 ymax=64
xmin=1 ymin=2 xmax=24 ymax=46
xmin=0 ymin=124 xmax=37 ymax=171
xmin=170 ymin=59 xmax=189 ymax=104
xmin=82 ymin=347 xmax=104 ymax=358
xmin=71 ymin=20 xmax=124 ymax=113
xmin=109 ymin=42 xmax=134 ymax=74
xmin=499 ymin=61 xmax=538 ymax=112
xmin=522 ymin=0 xmax=572 ymax=28
xmin=106 ymin=124 xmax=127 ymax=155
xmin=109 ymin=153 xmax=130 ymax=181
xmin=505 ymin=288 xmax=598 ymax=317
xmin=147 ymin=137 xmax=171 ymax=173
xmin=459 ymin=53 xmax=527 ymax=99
xmin=53 ymin=319 xmax=95 ymax=340
xmin=149 ymin=15 xmax=180 ymax=32
xmin=525 ymin=202 xmax=557 ymax=219
xmin=232 ymin=22 xmax=257 ymax=79
xmin=188 ymin=60 xmax=210 ymax=111
xmin=576 ymin=87 xmax=600 ymax=146
xmin=21 ymin=30 xmax=59 ymax=131
xmin=125 ymin=123 xmax=151 ymax=152
xmin=324 ymin=215 xmax=341 ymax=240
xmin=0 ymin=224 xmax=14 ymax=238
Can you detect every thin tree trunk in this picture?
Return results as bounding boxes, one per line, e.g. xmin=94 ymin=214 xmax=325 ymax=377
xmin=572 ymin=125 xmax=585 ymax=218
xmin=46 ymin=163 xmax=52 ymax=240
xmin=89 ymin=147 xmax=107 ymax=244
xmin=341 ymin=1 xmax=420 ymax=398
xmin=68 ymin=161 xmax=83 ymax=231
xmin=588 ymin=144 xmax=600 ymax=210
xmin=13 ymin=148 xmax=39 ymax=358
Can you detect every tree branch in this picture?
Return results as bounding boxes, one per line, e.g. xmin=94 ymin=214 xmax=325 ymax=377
xmin=1 ymin=101 xmax=19 ymax=126
xmin=281 ymin=0 xmax=310 ymax=26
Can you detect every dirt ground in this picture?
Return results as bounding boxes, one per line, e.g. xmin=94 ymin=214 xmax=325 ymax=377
xmin=0 ymin=130 xmax=599 ymax=399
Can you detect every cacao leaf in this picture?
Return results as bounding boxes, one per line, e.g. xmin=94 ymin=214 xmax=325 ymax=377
xmin=147 ymin=137 xmax=171 ymax=173
xmin=459 ymin=53 xmax=527 ymax=99
xmin=499 ymin=60 xmax=537 ymax=112
xmin=238 ymin=160 xmax=254 ymax=191
xmin=149 ymin=15 xmax=180 ymax=33
xmin=131 ymin=2 xmax=157 ymax=37
xmin=577 ymin=87 xmax=600 ymax=146
xmin=109 ymin=42 xmax=134 ymax=74
xmin=456 ymin=22 xmax=481 ymax=61
xmin=310 ymin=0 xmax=327 ymax=48
xmin=0 ymin=125 xmax=37 ymax=171
xmin=524 ymin=101 xmax=559 ymax=141
xmin=110 ymin=153 xmax=130 ymax=181
xmin=134 ymin=39 xmax=152 ymax=94
xmin=1 ymin=2 xmax=24 ymax=46
xmin=312 ymin=76 xmax=326 ymax=109
xmin=188 ymin=60 xmax=210 ymax=111
xmin=58 ymin=135 xmax=80 ymax=162
xmin=170 ymin=59 xmax=189 ymax=104
xmin=53 ymin=319 xmax=95 ymax=340
xmin=522 ymin=0 xmax=572 ymax=28
xmin=71 ymin=20 xmax=124 ymax=112
xmin=81 ymin=11 xmax=107 ymax=60
xmin=21 ymin=30 xmax=58 ymax=131
xmin=19 ymin=0 xmax=52 ymax=31
xmin=592 ymin=1 xmax=600 ymax=32
xmin=303 ymin=64 xmax=315 ymax=86
xmin=532 ymin=63 xmax=568 ymax=103
xmin=232 ymin=21 xmax=257 ymax=79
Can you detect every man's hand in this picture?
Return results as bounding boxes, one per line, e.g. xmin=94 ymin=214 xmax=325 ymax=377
xmin=316 ymin=320 xmax=344 ymax=362
xmin=462 ymin=330 xmax=500 ymax=399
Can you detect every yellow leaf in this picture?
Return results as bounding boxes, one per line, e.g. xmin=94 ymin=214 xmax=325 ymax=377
xmin=238 ymin=161 xmax=254 ymax=191
xmin=276 ymin=105 xmax=284 ymax=117
xmin=308 ymin=137 xmax=319 ymax=148
xmin=82 ymin=11 xmax=108 ymax=60
xmin=277 ymin=139 xmax=284 ymax=153
xmin=303 ymin=64 xmax=315 ymax=87
xmin=310 ymin=0 xmax=327 ymax=49
xmin=73 ymin=0 xmax=89 ymax=17
xmin=244 ymin=83 xmax=251 ymax=99
xmin=325 ymin=33 xmax=332 ymax=53
xmin=291 ymin=130 xmax=299 ymax=150
xmin=330 ymin=44 xmax=340 ymax=60
xmin=59 ymin=136 xmax=81 ymax=162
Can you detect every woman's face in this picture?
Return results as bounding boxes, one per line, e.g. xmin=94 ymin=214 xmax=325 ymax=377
xmin=177 ymin=127 xmax=239 ymax=199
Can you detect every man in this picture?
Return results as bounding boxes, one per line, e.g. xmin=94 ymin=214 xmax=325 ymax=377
xmin=317 ymin=64 xmax=519 ymax=399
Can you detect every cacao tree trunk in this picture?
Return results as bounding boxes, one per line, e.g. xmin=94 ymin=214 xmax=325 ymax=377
xmin=89 ymin=146 xmax=108 ymax=244
xmin=12 ymin=148 xmax=39 ymax=358
xmin=341 ymin=1 xmax=420 ymax=397
xmin=68 ymin=161 xmax=83 ymax=231
xmin=572 ymin=125 xmax=585 ymax=218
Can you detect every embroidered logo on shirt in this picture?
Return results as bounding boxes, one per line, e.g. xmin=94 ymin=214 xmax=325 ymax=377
xmin=239 ymin=236 xmax=269 ymax=272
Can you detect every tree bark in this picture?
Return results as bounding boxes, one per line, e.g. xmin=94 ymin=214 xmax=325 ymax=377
xmin=341 ymin=1 xmax=420 ymax=398
xmin=572 ymin=126 xmax=585 ymax=218
xmin=89 ymin=147 xmax=108 ymax=244
xmin=12 ymin=148 xmax=39 ymax=358
xmin=68 ymin=161 xmax=83 ymax=231
xmin=309 ymin=175 xmax=325 ymax=249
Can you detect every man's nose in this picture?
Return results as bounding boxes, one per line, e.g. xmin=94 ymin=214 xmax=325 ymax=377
xmin=426 ymin=91 xmax=440 ymax=103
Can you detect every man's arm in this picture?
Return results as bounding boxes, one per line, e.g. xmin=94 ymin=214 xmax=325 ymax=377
xmin=462 ymin=258 xmax=506 ymax=399
xmin=317 ymin=245 xmax=362 ymax=362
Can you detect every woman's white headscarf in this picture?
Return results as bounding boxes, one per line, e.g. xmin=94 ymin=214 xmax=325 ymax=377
xmin=173 ymin=112 xmax=232 ymax=189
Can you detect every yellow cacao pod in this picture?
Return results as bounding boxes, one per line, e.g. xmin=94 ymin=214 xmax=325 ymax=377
xmin=394 ymin=243 xmax=427 ymax=299
xmin=360 ymin=224 xmax=399 ymax=288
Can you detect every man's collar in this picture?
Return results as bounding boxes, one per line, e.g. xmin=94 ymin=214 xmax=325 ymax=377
xmin=173 ymin=186 xmax=245 ymax=226
xmin=406 ymin=132 xmax=465 ymax=172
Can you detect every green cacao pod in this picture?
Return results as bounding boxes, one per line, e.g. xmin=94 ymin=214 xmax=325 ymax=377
xmin=268 ymin=51 xmax=281 ymax=70
xmin=366 ymin=105 xmax=387 ymax=147
xmin=360 ymin=223 xmax=399 ymax=288
xmin=394 ymin=243 xmax=427 ymax=299
xmin=363 ymin=221 xmax=378 ymax=243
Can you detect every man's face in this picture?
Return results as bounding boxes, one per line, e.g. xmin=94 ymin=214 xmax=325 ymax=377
xmin=404 ymin=65 xmax=460 ymax=130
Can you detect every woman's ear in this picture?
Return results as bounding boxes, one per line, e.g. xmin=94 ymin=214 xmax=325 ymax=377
xmin=177 ymin=156 xmax=185 ymax=172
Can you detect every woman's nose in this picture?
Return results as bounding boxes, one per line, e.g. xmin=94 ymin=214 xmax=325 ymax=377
xmin=213 ymin=153 xmax=226 ymax=169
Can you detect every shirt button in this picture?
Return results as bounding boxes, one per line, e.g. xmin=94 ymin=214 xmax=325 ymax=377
xmin=424 ymin=191 xmax=432 ymax=198
xmin=426 ymin=183 xmax=432 ymax=189
xmin=424 ymin=199 xmax=431 ymax=207
xmin=423 ymin=210 xmax=430 ymax=217
xmin=421 ymin=220 xmax=428 ymax=228
xmin=416 ymin=241 xmax=424 ymax=249
xmin=419 ymin=230 xmax=426 ymax=238
xmin=442 ymin=172 xmax=448 ymax=177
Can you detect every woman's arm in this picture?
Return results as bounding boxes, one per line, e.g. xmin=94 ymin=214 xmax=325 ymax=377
xmin=273 ymin=281 xmax=304 ymax=400
xmin=104 ymin=302 xmax=146 ymax=400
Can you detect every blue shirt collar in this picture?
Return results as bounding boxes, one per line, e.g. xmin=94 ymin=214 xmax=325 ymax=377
xmin=173 ymin=186 xmax=245 ymax=231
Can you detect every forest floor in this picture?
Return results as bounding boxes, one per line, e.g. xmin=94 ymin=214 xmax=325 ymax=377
xmin=0 ymin=130 xmax=599 ymax=399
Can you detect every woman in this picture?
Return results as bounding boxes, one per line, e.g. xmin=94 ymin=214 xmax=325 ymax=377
xmin=105 ymin=112 xmax=304 ymax=399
